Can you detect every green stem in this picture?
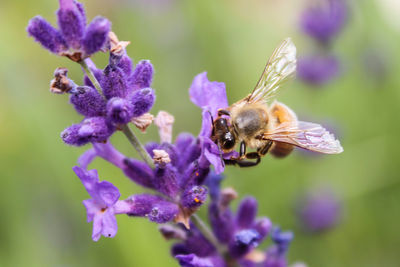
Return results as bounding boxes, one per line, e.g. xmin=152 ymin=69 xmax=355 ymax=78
xmin=79 ymin=59 xmax=155 ymax=169
xmin=79 ymin=59 xmax=104 ymax=98
xmin=121 ymin=124 xmax=155 ymax=169
xmin=191 ymin=214 xmax=226 ymax=255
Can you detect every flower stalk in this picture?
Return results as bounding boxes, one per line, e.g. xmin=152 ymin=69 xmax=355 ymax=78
xmin=79 ymin=58 xmax=155 ymax=168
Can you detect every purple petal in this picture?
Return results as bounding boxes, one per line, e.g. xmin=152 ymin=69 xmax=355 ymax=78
xmin=91 ymin=212 xmax=103 ymax=241
xmin=128 ymin=88 xmax=156 ymax=117
xmin=96 ymin=180 xmax=120 ymax=207
xmin=189 ymin=72 xmax=228 ymax=115
xmin=130 ymin=60 xmax=154 ymax=90
xmin=175 ymin=254 xmax=213 ymax=267
xmin=100 ymin=209 xmax=118 ymax=239
xmin=27 ymin=16 xmax=67 ymax=54
xmin=73 ymin=166 xmax=98 ymax=194
xmin=106 ymin=97 xmax=134 ymax=124
xmin=57 ymin=0 xmax=86 ymax=49
xmin=82 ymin=16 xmax=110 ymax=56
xmin=236 ymin=197 xmax=258 ymax=229
xmin=70 ymin=86 xmax=106 ymax=117
xmin=123 ymin=158 xmax=155 ymax=189
xmin=181 ymin=186 xmax=208 ymax=209
xmin=82 ymin=199 xmax=97 ymax=222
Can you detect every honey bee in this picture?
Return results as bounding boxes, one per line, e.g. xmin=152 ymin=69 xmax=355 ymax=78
xmin=211 ymin=38 xmax=343 ymax=167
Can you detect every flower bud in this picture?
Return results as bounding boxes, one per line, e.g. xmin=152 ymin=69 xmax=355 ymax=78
xmin=82 ymin=16 xmax=110 ymax=56
xmin=130 ymin=60 xmax=153 ymax=90
xmin=106 ymin=97 xmax=134 ymax=124
xmin=27 ymin=16 xmax=67 ymax=54
xmin=70 ymin=86 xmax=106 ymax=116
xmin=129 ymin=88 xmax=155 ymax=117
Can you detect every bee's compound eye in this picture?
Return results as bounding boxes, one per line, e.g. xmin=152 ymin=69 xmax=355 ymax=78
xmin=221 ymin=133 xmax=235 ymax=150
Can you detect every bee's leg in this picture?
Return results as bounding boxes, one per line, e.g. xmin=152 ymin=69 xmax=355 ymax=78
xmin=239 ymin=141 xmax=246 ymax=159
xmin=217 ymin=109 xmax=231 ymax=117
xmin=225 ymin=151 xmax=261 ymax=167
xmin=258 ymin=141 xmax=273 ymax=156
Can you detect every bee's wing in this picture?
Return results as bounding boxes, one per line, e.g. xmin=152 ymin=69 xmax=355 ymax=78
xmin=261 ymin=121 xmax=343 ymax=154
xmin=246 ymin=38 xmax=296 ymax=104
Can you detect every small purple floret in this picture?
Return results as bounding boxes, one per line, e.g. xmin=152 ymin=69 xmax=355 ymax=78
xmin=27 ymin=16 xmax=67 ymax=54
xmin=57 ymin=0 xmax=86 ymax=50
xmin=102 ymin=65 xmax=129 ymax=99
xmin=82 ymin=16 xmax=111 ymax=56
xmin=106 ymin=97 xmax=134 ymax=124
xmin=70 ymin=86 xmax=106 ymax=117
xmin=130 ymin=60 xmax=154 ymax=90
xmin=129 ymin=88 xmax=156 ymax=117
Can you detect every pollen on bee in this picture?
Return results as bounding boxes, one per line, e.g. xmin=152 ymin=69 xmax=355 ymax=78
xmin=195 ymin=172 xmax=199 ymax=177
xmin=194 ymin=197 xmax=200 ymax=203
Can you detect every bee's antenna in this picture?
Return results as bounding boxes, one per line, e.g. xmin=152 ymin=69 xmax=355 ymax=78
xmin=207 ymin=110 xmax=214 ymax=122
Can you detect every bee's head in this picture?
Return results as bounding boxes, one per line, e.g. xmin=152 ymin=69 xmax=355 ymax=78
xmin=213 ymin=117 xmax=236 ymax=151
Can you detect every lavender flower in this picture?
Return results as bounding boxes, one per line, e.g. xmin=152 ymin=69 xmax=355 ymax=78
xmin=27 ymin=0 xmax=110 ymax=61
xmin=189 ymin=72 xmax=238 ymax=174
xmin=73 ymin=166 xmax=133 ymax=241
xmin=300 ymin=0 xmax=348 ymax=45
xmin=28 ymin=1 xmax=306 ymax=265
xmin=296 ymin=187 xmax=342 ymax=232
xmin=297 ymin=54 xmax=340 ymax=85
xmin=165 ymin=173 xmax=296 ymax=267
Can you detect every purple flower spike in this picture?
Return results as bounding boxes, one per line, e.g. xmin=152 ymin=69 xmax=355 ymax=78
xmin=70 ymin=86 xmax=106 ymax=117
xmin=82 ymin=16 xmax=111 ymax=56
xmin=301 ymin=0 xmax=347 ymax=44
xmin=189 ymin=72 xmax=228 ymax=116
xmin=106 ymin=97 xmax=134 ymax=124
xmin=129 ymin=88 xmax=156 ymax=117
xmin=57 ymin=0 xmax=86 ymax=50
xmin=236 ymin=197 xmax=258 ymax=229
xmin=102 ymin=65 xmax=129 ymax=99
xmin=130 ymin=60 xmax=154 ymax=90
xmin=27 ymin=16 xmax=67 ymax=54
xmin=297 ymin=54 xmax=340 ymax=86
xmin=73 ymin=166 xmax=120 ymax=241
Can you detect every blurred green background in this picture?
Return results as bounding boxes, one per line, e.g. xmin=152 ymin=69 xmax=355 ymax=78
xmin=1 ymin=0 xmax=399 ymax=266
